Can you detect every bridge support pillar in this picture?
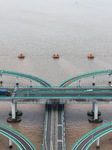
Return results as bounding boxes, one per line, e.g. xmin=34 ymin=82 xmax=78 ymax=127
xmin=30 ymin=80 xmax=32 ymax=87
xmin=79 ymin=80 xmax=81 ymax=86
xmin=7 ymin=100 xmax=21 ymax=123
xmin=92 ymin=76 xmax=95 ymax=85
xmin=94 ymin=101 xmax=98 ymax=120
xmin=9 ymin=139 xmax=13 ymax=148
xmin=9 ymin=101 xmax=23 ymax=117
xmin=12 ymin=101 xmax=16 ymax=119
xmin=0 ymin=74 xmax=3 ymax=84
xmin=88 ymin=101 xmax=103 ymax=123
xmin=96 ymin=138 xmax=100 ymax=148
xmin=87 ymin=101 xmax=101 ymax=116
xmin=109 ymin=74 xmax=111 ymax=84
xmin=16 ymin=77 xmax=19 ymax=86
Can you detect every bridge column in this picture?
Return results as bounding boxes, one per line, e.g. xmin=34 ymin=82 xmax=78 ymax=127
xmin=96 ymin=138 xmax=100 ymax=148
xmin=12 ymin=101 xmax=16 ymax=119
xmin=16 ymin=77 xmax=19 ymax=86
xmin=0 ymin=74 xmax=3 ymax=84
xmin=15 ymin=101 xmax=23 ymax=116
xmin=87 ymin=101 xmax=101 ymax=116
xmin=94 ymin=101 xmax=98 ymax=120
xmin=9 ymin=101 xmax=23 ymax=118
xmin=88 ymin=101 xmax=103 ymax=123
xmin=30 ymin=80 xmax=32 ymax=87
xmin=92 ymin=76 xmax=95 ymax=85
xmin=108 ymin=74 xmax=111 ymax=84
xmin=7 ymin=100 xmax=21 ymax=123
xmin=78 ymin=80 xmax=81 ymax=86
xmin=9 ymin=139 xmax=13 ymax=148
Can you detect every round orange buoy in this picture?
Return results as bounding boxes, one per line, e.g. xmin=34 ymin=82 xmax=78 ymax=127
xmin=18 ymin=54 xmax=25 ymax=59
xmin=52 ymin=54 xmax=60 ymax=59
xmin=87 ymin=54 xmax=94 ymax=59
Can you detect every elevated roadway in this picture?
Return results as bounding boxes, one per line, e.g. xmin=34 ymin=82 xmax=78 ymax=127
xmin=60 ymin=69 xmax=112 ymax=87
xmin=72 ymin=122 xmax=112 ymax=150
xmin=43 ymin=104 xmax=65 ymax=150
xmin=0 ymin=124 xmax=36 ymax=150
xmin=0 ymin=70 xmax=51 ymax=87
xmin=0 ymin=86 xmax=112 ymax=102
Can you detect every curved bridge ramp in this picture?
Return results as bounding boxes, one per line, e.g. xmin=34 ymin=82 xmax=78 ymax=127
xmin=0 ymin=124 xmax=36 ymax=150
xmin=60 ymin=69 xmax=112 ymax=87
xmin=0 ymin=70 xmax=51 ymax=87
xmin=72 ymin=122 xmax=112 ymax=150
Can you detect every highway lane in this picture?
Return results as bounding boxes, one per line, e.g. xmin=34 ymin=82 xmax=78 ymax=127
xmin=14 ymin=90 xmax=112 ymax=99
xmin=72 ymin=123 xmax=112 ymax=150
xmin=0 ymin=124 xmax=36 ymax=150
xmin=0 ymin=70 xmax=51 ymax=87
xmin=46 ymin=104 xmax=52 ymax=150
xmin=60 ymin=70 xmax=112 ymax=87
xmin=45 ymin=104 xmax=64 ymax=150
xmin=57 ymin=104 xmax=64 ymax=150
xmin=0 ymin=87 xmax=112 ymax=100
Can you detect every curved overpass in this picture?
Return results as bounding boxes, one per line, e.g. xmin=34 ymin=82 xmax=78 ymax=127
xmin=60 ymin=70 xmax=112 ymax=87
xmin=72 ymin=122 xmax=112 ymax=150
xmin=0 ymin=70 xmax=51 ymax=87
xmin=0 ymin=124 xmax=36 ymax=150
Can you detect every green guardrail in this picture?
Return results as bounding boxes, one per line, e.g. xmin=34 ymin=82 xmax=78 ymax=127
xmin=85 ymin=128 xmax=112 ymax=150
xmin=0 ymin=96 xmax=112 ymax=99
xmin=0 ymin=70 xmax=52 ymax=87
xmin=72 ymin=122 xmax=112 ymax=150
xmin=0 ymin=130 xmax=24 ymax=150
xmin=0 ymin=124 xmax=36 ymax=150
xmin=0 ymin=85 xmax=112 ymax=89
xmin=62 ymin=105 xmax=66 ymax=150
xmin=15 ymin=90 xmax=112 ymax=93
xmin=42 ymin=106 xmax=48 ymax=150
xmin=60 ymin=69 xmax=112 ymax=87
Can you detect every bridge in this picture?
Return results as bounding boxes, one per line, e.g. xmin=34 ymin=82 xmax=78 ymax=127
xmin=60 ymin=69 xmax=112 ymax=87
xmin=0 ymin=124 xmax=36 ymax=150
xmin=0 ymin=69 xmax=112 ymax=150
xmin=72 ymin=122 xmax=112 ymax=150
xmin=0 ymin=70 xmax=51 ymax=87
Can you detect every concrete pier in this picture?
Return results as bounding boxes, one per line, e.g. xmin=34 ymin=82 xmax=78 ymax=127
xmin=88 ymin=101 xmax=103 ymax=123
xmin=9 ymin=139 xmax=13 ymax=148
xmin=7 ymin=100 xmax=21 ymax=123
xmin=108 ymin=74 xmax=111 ymax=84
xmin=9 ymin=101 xmax=23 ymax=116
xmin=78 ymin=80 xmax=81 ymax=86
xmin=87 ymin=101 xmax=101 ymax=116
xmin=94 ymin=101 xmax=98 ymax=120
xmin=96 ymin=138 xmax=100 ymax=148
xmin=16 ymin=77 xmax=19 ymax=86
xmin=30 ymin=80 xmax=32 ymax=87
xmin=0 ymin=74 xmax=3 ymax=84
xmin=92 ymin=76 xmax=95 ymax=85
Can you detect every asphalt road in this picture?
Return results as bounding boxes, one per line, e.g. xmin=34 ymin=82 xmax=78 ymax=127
xmin=60 ymin=70 xmax=112 ymax=87
xmin=0 ymin=87 xmax=112 ymax=100
xmin=0 ymin=125 xmax=36 ymax=150
xmin=57 ymin=104 xmax=64 ymax=150
xmin=0 ymin=70 xmax=51 ymax=87
xmin=46 ymin=104 xmax=52 ymax=150
xmin=73 ymin=123 xmax=112 ymax=150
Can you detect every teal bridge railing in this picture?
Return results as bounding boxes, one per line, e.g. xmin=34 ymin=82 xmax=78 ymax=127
xmin=72 ymin=122 xmax=112 ymax=150
xmin=0 ymin=70 xmax=51 ymax=87
xmin=0 ymin=124 xmax=36 ymax=150
xmin=60 ymin=69 xmax=112 ymax=87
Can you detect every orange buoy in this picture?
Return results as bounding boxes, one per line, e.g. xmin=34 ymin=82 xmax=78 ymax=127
xmin=87 ymin=54 xmax=94 ymax=59
xmin=52 ymin=54 xmax=60 ymax=59
xmin=18 ymin=54 xmax=25 ymax=59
